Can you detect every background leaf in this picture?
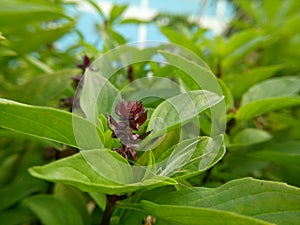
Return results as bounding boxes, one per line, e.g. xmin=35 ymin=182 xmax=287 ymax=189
xmin=247 ymin=141 xmax=300 ymax=166
xmin=241 ymin=76 xmax=300 ymax=106
xmin=0 ymin=207 xmax=35 ymax=225
xmin=229 ymin=65 xmax=282 ymax=99
xmin=236 ymin=97 xmax=300 ymax=121
xmin=53 ymin=184 xmax=91 ymax=225
xmin=222 ymin=29 xmax=269 ymax=68
xmin=0 ymin=0 xmax=71 ymax=28
xmin=109 ymin=4 xmax=128 ymax=22
xmin=230 ymin=128 xmax=272 ymax=147
xmin=8 ymin=69 xmax=80 ymax=105
xmin=23 ymin=194 xmax=84 ymax=225
xmin=161 ymin=27 xmax=205 ymax=59
xmin=0 ymin=147 xmax=48 ymax=211
xmin=8 ymin=21 xmax=75 ymax=53
xmin=0 ymin=177 xmax=48 ymax=211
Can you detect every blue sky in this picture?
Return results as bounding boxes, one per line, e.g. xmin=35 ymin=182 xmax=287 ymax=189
xmin=57 ymin=0 xmax=234 ymax=50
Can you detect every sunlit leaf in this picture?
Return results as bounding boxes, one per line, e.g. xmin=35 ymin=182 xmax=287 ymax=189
xmin=0 ymin=33 xmax=5 ymax=40
xmin=29 ymin=149 xmax=177 ymax=195
xmin=0 ymin=99 xmax=98 ymax=147
xmin=0 ymin=0 xmax=71 ymax=28
xmin=109 ymin=4 xmax=128 ymax=22
xmin=144 ymin=90 xmax=223 ymax=147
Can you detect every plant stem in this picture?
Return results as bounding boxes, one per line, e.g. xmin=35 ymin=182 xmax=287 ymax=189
xmin=216 ymin=61 xmax=222 ymax=78
xmin=100 ymin=194 xmax=127 ymax=225
xmin=100 ymin=195 xmax=114 ymax=225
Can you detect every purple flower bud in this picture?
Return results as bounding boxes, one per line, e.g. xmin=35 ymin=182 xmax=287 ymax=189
xmin=115 ymin=100 xmax=147 ymax=131
xmin=107 ymin=99 xmax=150 ymax=160
xmin=76 ymin=55 xmax=91 ymax=71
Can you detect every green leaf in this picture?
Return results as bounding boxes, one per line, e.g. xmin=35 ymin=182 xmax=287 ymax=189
xmin=77 ymin=69 xmax=120 ymax=120
xmin=29 ymin=149 xmax=177 ymax=195
xmin=222 ymin=29 xmax=269 ymax=68
xmin=72 ymin=69 xmax=120 ymax=149
xmin=23 ymin=54 xmax=53 ymax=73
xmin=266 ymin=111 xmax=300 ymax=131
xmin=144 ymin=90 xmax=223 ymax=148
xmin=230 ymin=65 xmax=282 ymax=99
xmin=241 ymin=76 xmax=300 ymax=106
xmin=86 ymin=0 xmax=105 ymax=19
xmin=142 ymin=151 xmax=157 ymax=180
xmin=120 ymin=18 xmax=149 ymax=24
xmin=158 ymin=50 xmax=226 ymax=137
xmin=0 ymin=147 xmax=48 ymax=211
xmin=231 ymin=128 xmax=272 ymax=147
xmin=141 ymin=201 xmax=272 ymax=225
xmin=8 ymin=69 xmax=80 ymax=105
xmin=0 ymin=98 xmax=98 ymax=147
xmin=175 ymin=136 xmax=226 ymax=179
xmin=0 ymin=0 xmax=71 ymax=28
xmin=89 ymin=192 xmax=106 ymax=211
xmin=23 ymin=194 xmax=84 ymax=225
xmin=0 ymin=45 xmax=17 ymax=57
xmin=0 ymin=207 xmax=35 ymax=225
xmin=218 ymin=79 xmax=234 ymax=110
xmin=236 ymin=76 xmax=300 ymax=120
xmin=0 ymin=32 xmax=5 ymax=40
xmin=0 ymin=171 xmax=48 ymax=211
xmin=137 ymin=129 xmax=181 ymax=166
xmin=54 ymin=184 xmax=91 ymax=225
xmin=107 ymin=26 xmax=127 ymax=45
xmin=122 ymin=76 xmax=182 ymax=106
xmin=10 ymin=21 xmax=76 ymax=53
xmin=161 ymin=27 xmax=205 ymax=59
xmin=247 ymin=141 xmax=300 ymax=166
xmin=139 ymin=135 xmax=225 ymax=181
xmin=81 ymin=149 xmax=134 ymax=184
xmin=153 ymin=177 xmax=300 ymax=225
xmin=234 ymin=1 xmax=264 ymax=23
xmin=109 ymin=4 xmax=128 ymax=22
xmin=236 ymin=97 xmax=300 ymax=121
